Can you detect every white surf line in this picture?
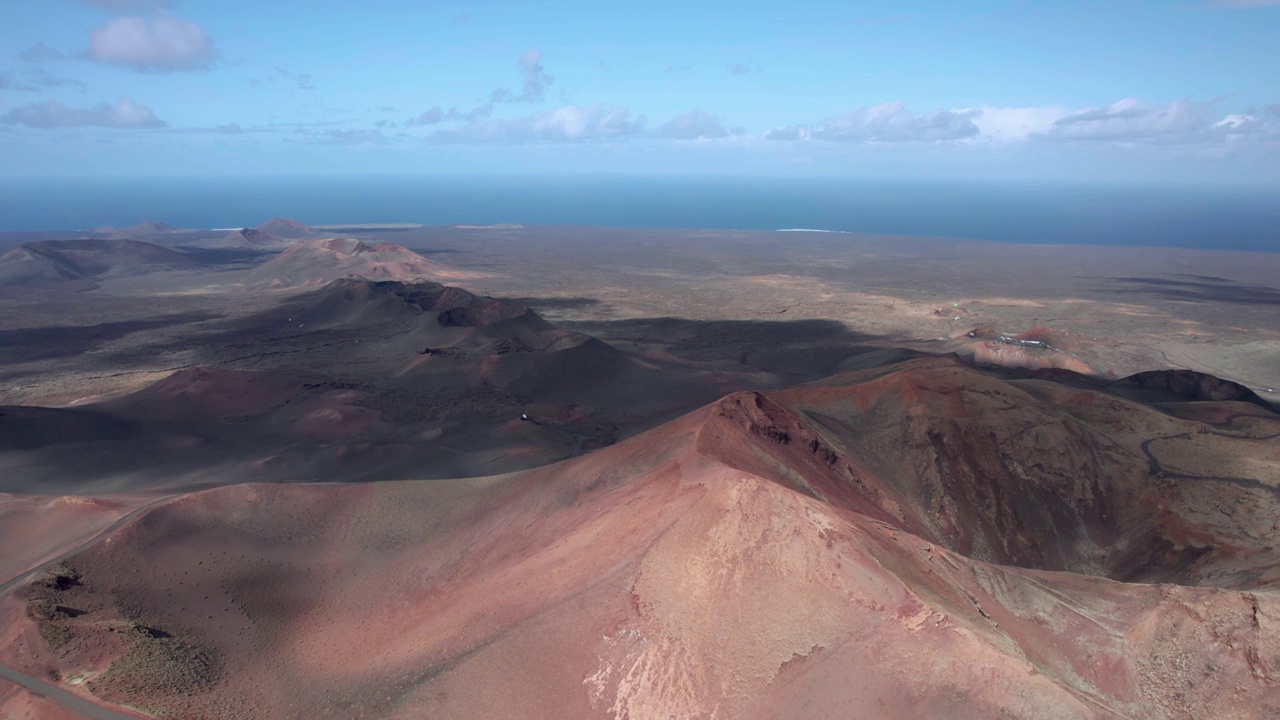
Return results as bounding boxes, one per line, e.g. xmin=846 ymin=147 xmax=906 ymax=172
xmin=775 ymin=228 xmax=855 ymax=234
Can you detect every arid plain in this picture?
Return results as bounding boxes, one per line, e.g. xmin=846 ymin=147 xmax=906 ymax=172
xmin=1 ymin=221 xmax=1279 ymax=719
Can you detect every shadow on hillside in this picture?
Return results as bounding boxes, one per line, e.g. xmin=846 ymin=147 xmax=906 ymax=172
xmin=504 ymin=296 xmax=602 ymax=311
xmin=97 ymin=283 xmax=901 ymax=392
xmin=0 ymin=312 xmax=223 ymax=364
xmin=173 ymin=247 xmax=277 ymax=265
xmin=560 ymin=315 xmax=893 ymax=379
xmin=1096 ymin=275 xmax=1280 ymax=306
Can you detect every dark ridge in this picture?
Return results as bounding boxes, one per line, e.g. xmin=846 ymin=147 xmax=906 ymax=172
xmin=1109 ymin=369 xmax=1273 ymax=409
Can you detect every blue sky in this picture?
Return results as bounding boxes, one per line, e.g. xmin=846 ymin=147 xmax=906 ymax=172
xmin=1 ymin=0 xmax=1278 ymax=182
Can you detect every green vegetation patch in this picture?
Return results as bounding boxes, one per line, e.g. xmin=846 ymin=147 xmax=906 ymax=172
xmin=90 ymin=636 xmax=221 ymax=699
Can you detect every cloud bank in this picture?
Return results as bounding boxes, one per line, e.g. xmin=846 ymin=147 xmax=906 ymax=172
xmin=17 ymin=43 xmax=67 ymax=63
xmin=2 ymin=98 xmax=166 ymax=129
xmin=654 ymin=109 xmax=741 ymax=139
xmin=767 ymin=102 xmax=980 ymax=142
xmin=428 ymin=103 xmax=644 ymax=143
xmin=1043 ymin=98 xmax=1234 ymax=143
xmin=761 ymin=98 xmax=1278 ymax=147
xmin=490 ymin=50 xmax=554 ymax=103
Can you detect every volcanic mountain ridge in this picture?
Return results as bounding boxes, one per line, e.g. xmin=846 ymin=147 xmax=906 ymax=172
xmin=5 ymin=355 xmax=1279 ymax=719
xmin=0 ymin=278 xmax=706 ymax=492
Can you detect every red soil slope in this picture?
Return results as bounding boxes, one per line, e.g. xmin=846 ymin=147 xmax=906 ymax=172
xmin=5 ymin=356 xmax=1279 ymax=718
xmin=0 ymin=495 xmax=146 ymax=585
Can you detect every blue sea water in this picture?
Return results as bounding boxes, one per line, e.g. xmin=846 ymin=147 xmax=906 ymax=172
xmin=0 ymin=175 xmax=1276 ymax=252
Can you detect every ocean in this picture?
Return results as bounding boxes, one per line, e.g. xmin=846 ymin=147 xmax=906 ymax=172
xmin=1 ymin=176 xmax=1276 ymax=252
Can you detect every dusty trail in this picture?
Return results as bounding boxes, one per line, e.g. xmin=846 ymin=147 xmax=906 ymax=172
xmin=0 ymin=494 xmax=178 ymax=596
xmin=1141 ymin=411 xmax=1280 ymax=493
xmin=0 ymin=493 xmax=181 ymax=719
xmin=523 ymin=416 xmax=607 ymax=458
xmin=0 ymin=670 xmax=145 ymax=720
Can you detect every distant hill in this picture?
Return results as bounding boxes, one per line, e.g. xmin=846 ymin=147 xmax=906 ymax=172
xmin=255 ymin=218 xmax=317 ymax=239
xmin=0 ymin=238 xmax=200 ymax=286
xmin=217 ymin=227 xmax=295 ymax=250
xmin=108 ymin=220 xmax=182 ymax=240
xmin=243 ymin=237 xmax=487 ymax=288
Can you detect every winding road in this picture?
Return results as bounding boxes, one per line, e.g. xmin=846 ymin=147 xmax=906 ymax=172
xmin=1140 ymin=411 xmax=1280 ymax=493
xmin=523 ymin=416 xmax=609 ymax=458
xmin=0 ymin=666 xmax=145 ymax=720
xmin=0 ymin=493 xmax=181 ymax=720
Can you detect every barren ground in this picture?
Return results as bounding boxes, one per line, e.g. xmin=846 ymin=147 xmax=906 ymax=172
xmin=1 ymin=225 xmax=1278 ymax=719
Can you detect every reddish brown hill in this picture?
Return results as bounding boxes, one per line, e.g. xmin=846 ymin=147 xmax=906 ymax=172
xmin=0 ymin=239 xmax=200 ymax=287
xmin=244 ymin=238 xmax=488 ymax=288
xmin=7 ymin=356 xmax=1279 ymax=718
xmin=254 ymin=218 xmax=317 ymax=239
xmin=959 ymin=324 xmax=1098 ymax=375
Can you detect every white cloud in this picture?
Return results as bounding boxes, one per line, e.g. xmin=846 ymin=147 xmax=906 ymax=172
xmin=766 ymin=98 xmax=1279 ymax=148
xmin=726 ymin=61 xmax=761 ymax=76
xmin=767 ymin=102 xmax=979 ymax=143
xmin=407 ymin=103 xmax=495 ymax=126
xmin=273 ymin=67 xmax=316 ymax=91
xmin=88 ymin=15 xmax=218 ymax=72
xmin=490 ymin=50 xmax=554 ymax=103
xmin=317 ymin=129 xmax=390 ymax=145
xmin=1037 ymin=98 xmax=1258 ymax=144
xmin=964 ymin=105 xmax=1070 ymax=141
xmin=1 ymin=98 xmax=166 ymax=128
xmin=407 ymin=50 xmax=557 ymax=128
xmin=18 ymin=43 xmax=67 ymax=63
xmin=407 ymin=106 xmax=445 ymax=126
xmin=0 ymin=67 xmax=86 ymax=92
xmin=0 ymin=73 xmax=35 ymax=91
xmin=427 ymin=103 xmax=644 ymax=143
xmin=653 ymin=109 xmax=741 ymax=139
